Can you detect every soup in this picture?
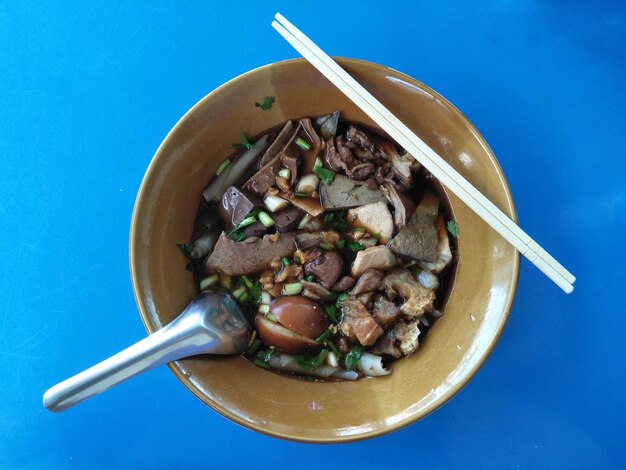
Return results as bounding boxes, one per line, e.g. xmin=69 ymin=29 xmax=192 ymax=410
xmin=178 ymin=112 xmax=456 ymax=380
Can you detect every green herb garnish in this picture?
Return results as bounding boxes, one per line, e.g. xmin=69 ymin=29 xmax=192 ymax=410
xmin=176 ymin=243 xmax=194 ymax=259
xmin=313 ymin=157 xmax=336 ymax=185
xmin=349 ymin=242 xmax=365 ymax=252
xmin=305 ymin=275 xmax=315 ymax=282
xmin=447 ymin=220 xmax=460 ymax=238
xmin=327 ymin=340 xmax=342 ymax=359
xmin=315 ymin=330 xmax=331 ymax=343
xmin=336 ymin=239 xmax=346 ymax=249
xmin=254 ymin=96 xmax=275 ymax=110
xmin=247 ymin=338 xmax=262 ymax=355
xmin=295 ymin=137 xmax=311 ymax=150
xmin=256 ymin=348 xmax=275 ymax=365
xmin=323 ymin=303 xmax=342 ymax=324
xmin=242 ymin=276 xmax=254 ymax=289
xmin=294 ymin=191 xmax=308 ymax=198
xmin=296 ymin=349 xmax=328 ymax=370
xmin=345 ymin=345 xmax=365 ymax=370
xmin=323 ymin=210 xmax=348 ymax=233
xmin=282 ymin=256 xmax=290 ymax=267
xmin=336 ymin=292 xmax=349 ymax=305
xmin=229 ymin=228 xmax=247 ymax=241
xmin=253 ymin=359 xmax=270 ymax=369
xmin=235 ymin=275 xmax=262 ymax=306
xmin=231 ymin=132 xmax=254 ymax=150
xmin=215 ymin=159 xmax=231 ymax=175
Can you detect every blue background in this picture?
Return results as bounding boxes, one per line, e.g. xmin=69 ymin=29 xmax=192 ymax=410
xmin=1 ymin=1 xmax=624 ymax=468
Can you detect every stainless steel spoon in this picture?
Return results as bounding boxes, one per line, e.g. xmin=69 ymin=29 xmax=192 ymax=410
xmin=43 ymin=290 xmax=251 ymax=412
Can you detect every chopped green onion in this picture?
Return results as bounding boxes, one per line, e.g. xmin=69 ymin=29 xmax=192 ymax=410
xmin=294 ymin=191 xmax=308 ymax=198
xmin=352 ymin=227 xmax=365 ymax=232
xmin=296 ymin=349 xmax=328 ymax=370
xmin=312 ymin=157 xmax=336 ymax=185
xmin=295 ymin=137 xmax=311 ymax=150
xmin=247 ymin=338 xmax=262 ymax=355
xmin=305 ymin=275 xmax=315 ymax=282
xmin=266 ymin=311 xmax=278 ymax=322
xmin=239 ymin=292 xmax=249 ymax=303
xmin=242 ymin=276 xmax=254 ymax=289
xmin=238 ymin=216 xmax=257 ymax=228
xmin=349 ymin=242 xmax=365 ymax=252
xmin=337 ymin=292 xmax=349 ymax=305
xmin=282 ymin=282 xmax=303 ymax=296
xmin=315 ymin=330 xmax=331 ymax=343
xmin=260 ymin=291 xmax=272 ymax=305
xmin=231 ymin=132 xmax=254 ymax=150
xmin=278 ymin=167 xmax=292 ymax=180
xmin=298 ymin=214 xmax=311 ymax=229
xmin=351 ymin=213 xmax=358 ymax=221
xmin=258 ymin=211 xmax=275 ymax=228
xmin=336 ymin=239 xmax=346 ymax=249
xmin=232 ymin=286 xmax=247 ymax=299
xmin=229 ymin=228 xmax=247 ymax=241
xmin=372 ymin=232 xmax=381 ymax=241
xmin=215 ymin=159 xmax=231 ymax=175
xmin=327 ymin=339 xmax=342 ymax=359
xmin=320 ymin=242 xmax=334 ymax=250
xmin=258 ymin=304 xmax=270 ymax=314
xmin=282 ymin=256 xmax=290 ymax=267
xmin=199 ymin=274 xmax=219 ymax=291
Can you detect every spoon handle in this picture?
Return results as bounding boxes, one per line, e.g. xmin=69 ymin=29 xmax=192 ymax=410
xmin=43 ymin=314 xmax=209 ymax=412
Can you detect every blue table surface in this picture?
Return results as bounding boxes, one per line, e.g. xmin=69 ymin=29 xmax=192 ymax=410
xmin=1 ymin=1 xmax=624 ymax=468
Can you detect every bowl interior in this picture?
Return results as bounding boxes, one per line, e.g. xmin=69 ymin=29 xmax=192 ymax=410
xmin=130 ymin=58 xmax=519 ymax=443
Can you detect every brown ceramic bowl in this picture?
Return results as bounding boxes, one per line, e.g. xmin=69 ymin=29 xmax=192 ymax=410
xmin=129 ymin=58 xmax=519 ymax=443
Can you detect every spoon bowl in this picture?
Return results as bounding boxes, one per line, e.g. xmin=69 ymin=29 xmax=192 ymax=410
xmin=43 ymin=290 xmax=251 ymax=412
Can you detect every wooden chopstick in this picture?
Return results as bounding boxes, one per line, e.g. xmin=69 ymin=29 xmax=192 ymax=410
xmin=272 ymin=13 xmax=574 ymax=293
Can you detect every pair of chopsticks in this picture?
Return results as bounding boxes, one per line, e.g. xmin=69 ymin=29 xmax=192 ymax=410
xmin=272 ymin=13 xmax=575 ymax=293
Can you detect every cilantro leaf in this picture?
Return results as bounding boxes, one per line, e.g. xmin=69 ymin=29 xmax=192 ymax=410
xmin=336 ymin=292 xmax=349 ymax=305
xmin=349 ymin=242 xmax=365 ymax=252
xmin=323 ymin=303 xmax=342 ymax=324
xmin=446 ymin=220 xmax=460 ymax=238
xmin=254 ymin=96 xmax=275 ymax=110
xmin=323 ymin=210 xmax=348 ymax=233
xmin=345 ymin=345 xmax=365 ymax=370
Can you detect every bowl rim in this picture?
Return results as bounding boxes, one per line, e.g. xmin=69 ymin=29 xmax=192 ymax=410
xmin=129 ymin=57 xmax=520 ymax=443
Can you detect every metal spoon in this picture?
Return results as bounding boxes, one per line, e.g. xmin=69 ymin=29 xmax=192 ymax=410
xmin=43 ymin=290 xmax=251 ymax=412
